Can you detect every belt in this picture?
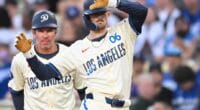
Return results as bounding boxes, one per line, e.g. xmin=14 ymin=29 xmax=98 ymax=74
xmin=86 ymin=93 xmax=128 ymax=107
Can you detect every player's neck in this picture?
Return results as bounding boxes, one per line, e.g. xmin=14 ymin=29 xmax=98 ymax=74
xmin=35 ymin=43 xmax=58 ymax=54
xmin=89 ymin=28 xmax=107 ymax=40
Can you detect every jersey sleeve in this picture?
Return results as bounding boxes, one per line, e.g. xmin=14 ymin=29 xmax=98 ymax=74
xmin=50 ymin=46 xmax=78 ymax=76
xmin=8 ymin=56 xmax=25 ymax=91
xmin=72 ymin=71 xmax=86 ymax=90
xmin=117 ymin=0 xmax=148 ymax=35
xmin=112 ymin=18 xmax=137 ymax=43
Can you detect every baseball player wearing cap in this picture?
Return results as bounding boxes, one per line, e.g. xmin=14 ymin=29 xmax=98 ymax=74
xmin=14 ymin=0 xmax=147 ymax=109
xmin=8 ymin=10 xmax=85 ymax=110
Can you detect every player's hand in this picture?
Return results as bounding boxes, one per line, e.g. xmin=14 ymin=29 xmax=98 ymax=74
xmin=89 ymin=0 xmax=108 ymax=10
xmin=15 ymin=33 xmax=32 ymax=53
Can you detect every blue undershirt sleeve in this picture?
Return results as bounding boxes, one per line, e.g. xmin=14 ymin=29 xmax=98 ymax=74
xmin=27 ymin=56 xmax=62 ymax=81
xmin=10 ymin=88 xmax=24 ymax=110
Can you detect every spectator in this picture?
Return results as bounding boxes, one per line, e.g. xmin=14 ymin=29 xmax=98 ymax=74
xmin=0 ymin=7 xmax=13 ymax=100
xmin=155 ymin=0 xmax=181 ymax=37
xmin=56 ymin=20 xmax=76 ymax=46
xmin=0 ymin=41 xmax=12 ymax=100
xmin=173 ymin=65 xmax=200 ymax=110
xmin=134 ymin=8 xmax=164 ymax=62
xmin=21 ymin=10 xmax=34 ymax=38
xmin=56 ymin=1 xmax=87 ymax=46
xmin=152 ymin=100 xmax=172 ymax=110
xmin=131 ymin=53 xmax=146 ymax=98
xmin=150 ymin=63 xmax=163 ymax=94
xmin=0 ymin=7 xmax=15 ymax=52
xmin=162 ymin=48 xmax=182 ymax=91
xmin=65 ymin=5 xmax=89 ymax=40
xmin=182 ymin=0 xmax=200 ymax=25
xmin=32 ymin=0 xmax=49 ymax=12
xmin=165 ymin=16 xmax=196 ymax=59
xmin=5 ymin=0 xmax=22 ymax=30
xmin=133 ymin=53 xmax=146 ymax=78
xmin=130 ymin=74 xmax=156 ymax=110
xmin=56 ymin=0 xmax=67 ymax=20
xmin=149 ymin=63 xmax=173 ymax=104
xmin=150 ymin=83 xmax=173 ymax=110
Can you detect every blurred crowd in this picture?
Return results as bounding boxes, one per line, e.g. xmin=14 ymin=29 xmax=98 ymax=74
xmin=0 ymin=0 xmax=199 ymax=110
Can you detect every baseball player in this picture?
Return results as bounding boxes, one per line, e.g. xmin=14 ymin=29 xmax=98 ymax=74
xmin=9 ymin=10 xmax=85 ymax=110
xmin=15 ymin=0 xmax=147 ymax=110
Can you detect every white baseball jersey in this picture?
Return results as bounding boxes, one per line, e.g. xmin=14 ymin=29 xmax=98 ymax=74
xmin=8 ymin=44 xmax=85 ymax=110
xmin=51 ymin=18 xmax=137 ymax=99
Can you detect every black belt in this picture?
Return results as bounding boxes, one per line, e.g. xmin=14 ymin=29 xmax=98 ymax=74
xmin=86 ymin=93 xmax=125 ymax=107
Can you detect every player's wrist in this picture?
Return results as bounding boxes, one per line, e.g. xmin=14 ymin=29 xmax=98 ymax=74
xmin=23 ymin=47 xmax=35 ymax=59
xmin=108 ymin=0 xmax=120 ymax=8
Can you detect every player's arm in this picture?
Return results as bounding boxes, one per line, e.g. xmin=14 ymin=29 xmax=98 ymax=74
xmin=72 ymin=71 xmax=87 ymax=100
xmin=117 ymin=0 xmax=148 ymax=35
xmin=14 ymin=33 xmax=62 ymax=81
xmin=10 ymin=90 xmax=24 ymax=110
xmin=26 ymin=56 xmax=62 ymax=80
xmin=90 ymin=0 xmax=148 ymax=35
xmin=8 ymin=57 xmax=25 ymax=110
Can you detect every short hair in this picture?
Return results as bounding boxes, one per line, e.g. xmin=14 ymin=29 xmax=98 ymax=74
xmin=173 ymin=65 xmax=195 ymax=84
xmin=149 ymin=63 xmax=162 ymax=73
xmin=133 ymin=53 xmax=145 ymax=62
xmin=175 ymin=16 xmax=189 ymax=26
xmin=154 ymin=87 xmax=173 ymax=106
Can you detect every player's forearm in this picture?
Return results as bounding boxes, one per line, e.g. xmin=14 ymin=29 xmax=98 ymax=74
xmin=117 ymin=0 xmax=148 ymax=34
xmin=27 ymin=56 xmax=62 ymax=80
xmin=10 ymin=89 xmax=24 ymax=110
xmin=117 ymin=0 xmax=147 ymax=18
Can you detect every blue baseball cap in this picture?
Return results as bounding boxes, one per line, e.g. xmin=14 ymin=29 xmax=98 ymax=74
xmin=164 ymin=48 xmax=182 ymax=57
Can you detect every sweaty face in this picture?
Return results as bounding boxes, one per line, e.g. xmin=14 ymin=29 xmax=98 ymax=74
xmin=33 ymin=28 xmax=56 ymax=50
xmin=89 ymin=11 xmax=108 ymax=30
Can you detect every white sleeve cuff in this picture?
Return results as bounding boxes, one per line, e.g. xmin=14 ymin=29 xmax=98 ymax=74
xmin=108 ymin=0 xmax=120 ymax=8
xmin=24 ymin=48 xmax=35 ymax=59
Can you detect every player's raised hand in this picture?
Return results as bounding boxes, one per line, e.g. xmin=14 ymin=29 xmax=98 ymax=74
xmin=89 ymin=0 xmax=108 ymax=10
xmin=15 ymin=33 xmax=32 ymax=53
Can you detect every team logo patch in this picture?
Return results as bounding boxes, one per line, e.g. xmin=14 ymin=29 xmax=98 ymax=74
xmin=40 ymin=14 xmax=49 ymax=23
xmin=109 ymin=33 xmax=121 ymax=43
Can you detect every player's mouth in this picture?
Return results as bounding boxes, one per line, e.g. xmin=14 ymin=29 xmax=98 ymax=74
xmin=41 ymin=40 xmax=50 ymax=44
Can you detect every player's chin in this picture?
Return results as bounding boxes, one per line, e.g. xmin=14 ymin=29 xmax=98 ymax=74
xmin=41 ymin=45 xmax=51 ymax=50
xmin=97 ymin=24 xmax=106 ymax=30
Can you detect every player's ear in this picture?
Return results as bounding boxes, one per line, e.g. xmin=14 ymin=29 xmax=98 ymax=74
xmin=105 ymin=11 xmax=111 ymax=17
xmin=32 ymin=29 xmax=36 ymax=35
xmin=32 ymin=30 xmax=37 ymax=40
xmin=54 ymin=29 xmax=57 ymax=34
